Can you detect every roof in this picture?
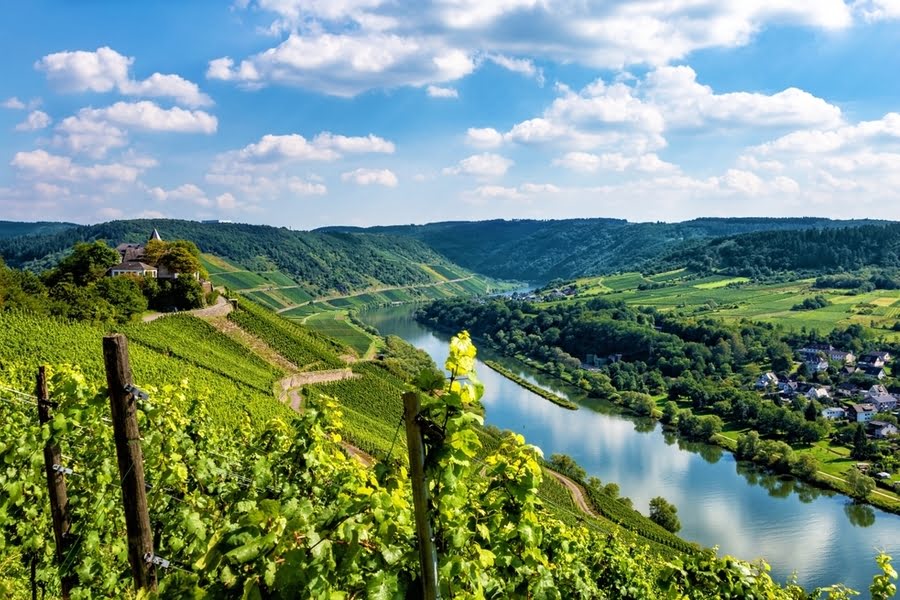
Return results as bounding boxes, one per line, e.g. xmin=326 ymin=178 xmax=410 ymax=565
xmin=851 ymin=403 xmax=877 ymax=413
xmin=149 ymin=228 xmax=162 ymax=242
xmin=112 ymin=261 xmax=156 ymax=271
xmin=860 ymin=365 xmax=886 ymax=375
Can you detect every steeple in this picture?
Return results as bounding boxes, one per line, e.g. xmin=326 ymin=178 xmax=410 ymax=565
xmin=149 ymin=228 xmax=162 ymax=242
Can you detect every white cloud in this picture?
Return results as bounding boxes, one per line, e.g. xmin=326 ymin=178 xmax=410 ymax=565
xmin=553 ymin=151 xmax=678 ymax=174
xmin=485 ymin=54 xmax=543 ymax=84
xmin=2 ymin=97 xmax=26 ymax=110
xmin=11 ymin=149 xmax=143 ymax=183
xmin=427 ymin=85 xmax=459 ymax=98
xmin=286 ymin=178 xmax=328 ymax=195
xmin=218 ymin=0 xmax=856 ymax=97
xmin=36 ymin=46 xmax=212 ymax=107
xmin=470 ymin=185 xmax=522 ymax=200
xmin=14 ymin=110 xmax=52 ymax=131
xmin=466 ymin=127 xmax=504 ymax=148
xmin=148 ymin=183 xmax=210 ymax=205
xmin=341 ymin=167 xmax=399 ymax=186
xmin=77 ymin=101 xmax=217 ymax=133
xmin=207 ymin=32 xmax=475 ymax=97
xmin=443 ymin=153 xmax=513 ymax=178
xmin=640 ymin=66 xmax=843 ymax=129
xmin=209 ymin=132 xmax=394 ymax=179
xmin=53 ymin=116 xmax=128 ymax=157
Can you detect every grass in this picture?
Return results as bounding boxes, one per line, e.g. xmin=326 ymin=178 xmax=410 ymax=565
xmin=565 ymin=272 xmax=900 ymax=341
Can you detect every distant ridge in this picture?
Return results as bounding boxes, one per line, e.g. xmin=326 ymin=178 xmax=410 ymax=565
xmin=0 ymin=220 xmax=79 ymax=240
xmin=319 ymin=217 xmax=892 ymax=281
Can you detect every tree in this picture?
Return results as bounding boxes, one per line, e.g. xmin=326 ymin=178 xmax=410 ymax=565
xmin=549 ymin=453 xmax=586 ymax=482
xmin=847 ymin=468 xmax=875 ymax=499
xmin=649 ymin=496 xmax=681 ymax=533
xmin=95 ymin=276 xmax=149 ymax=322
xmin=804 ymin=400 xmax=819 ymax=422
xmin=661 ymin=401 xmax=680 ymax=425
xmin=48 ymin=241 xmax=120 ymax=286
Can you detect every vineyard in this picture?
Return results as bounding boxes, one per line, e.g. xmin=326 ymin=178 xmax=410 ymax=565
xmin=227 ymin=299 xmax=346 ymax=370
xmin=304 ymin=313 xmax=374 ymax=357
xmin=0 ymin=311 xmax=288 ymax=427
xmin=0 ymin=320 xmax=893 ymax=597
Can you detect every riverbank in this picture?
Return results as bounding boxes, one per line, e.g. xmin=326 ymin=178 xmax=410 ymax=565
xmin=503 ymin=348 xmax=900 ymax=517
xmin=483 ymin=360 xmax=578 ymax=410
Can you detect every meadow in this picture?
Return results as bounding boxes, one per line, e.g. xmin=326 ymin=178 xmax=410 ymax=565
xmin=572 ymin=272 xmax=900 ymax=341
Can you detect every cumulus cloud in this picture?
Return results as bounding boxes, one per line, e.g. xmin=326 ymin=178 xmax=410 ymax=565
xmin=2 ymin=97 xmax=26 ymax=110
xmin=466 ymin=127 xmax=504 ymax=149
xmin=217 ymin=1 xmax=856 ymax=97
xmin=207 ymin=32 xmax=475 ymax=97
xmin=11 ymin=149 xmax=144 ymax=183
xmin=853 ymin=0 xmax=900 ymax=21
xmin=341 ymin=167 xmax=399 ymax=186
xmin=14 ymin=110 xmax=52 ymax=131
xmin=443 ymin=153 xmax=513 ymax=178
xmin=553 ymin=151 xmax=679 ymax=174
xmin=148 ymin=183 xmax=210 ymax=205
xmin=36 ymin=47 xmax=213 ymax=107
xmin=427 ymin=85 xmax=459 ymax=98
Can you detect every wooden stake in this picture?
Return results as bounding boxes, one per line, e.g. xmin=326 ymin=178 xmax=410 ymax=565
xmin=102 ymin=334 xmax=157 ymax=592
xmin=37 ymin=366 xmax=75 ymax=599
xmin=402 ymin=391 xmax=441 ymax=600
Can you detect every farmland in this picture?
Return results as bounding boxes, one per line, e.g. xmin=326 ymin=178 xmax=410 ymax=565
xmin=569 ymin=272 xmax=900 ymax=341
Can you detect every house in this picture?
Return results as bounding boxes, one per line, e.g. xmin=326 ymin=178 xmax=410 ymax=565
xmin=778 ymin=380 xmax=799 ymax=397
xmin=836 ymin=382 xmax=860 ymax=397
xmin=804 ymin=358 xmax=830 ymax=373
xmin=108 ymin=261 xmax=158 ymax=277
xmin=867 ymin=420 xmax=898 ymax=439
xmin=849 ymin=403 xmax=878 ymax=422
xmin=859 ymin=352 xmax=890 ymax=368
xmin=821 ymin=407 xmax=846 ymax=420
xmin=865 ymin=385 xmax=898 ymax=412
xmin=860 ymin=365 xmax=887 ymax=380
xmin=755 ymin=372 xmax=779 ymax=390
xmin=109 ymin=229 xmax=199 ymax=281
xmin=798 ymin=344 xmax=855 ymax=364
xmin=806 ymin=386 xmax=831 ymax=401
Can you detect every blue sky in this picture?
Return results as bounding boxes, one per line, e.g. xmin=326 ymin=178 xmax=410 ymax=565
xmin=2 ymin=1 xmax=900 ymax=228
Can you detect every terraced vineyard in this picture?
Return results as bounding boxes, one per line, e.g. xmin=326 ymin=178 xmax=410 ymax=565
xmin=227 ymin=298 xmax=347 ymax=369
xmin=304 ymin=312 xmax=375 ymax=357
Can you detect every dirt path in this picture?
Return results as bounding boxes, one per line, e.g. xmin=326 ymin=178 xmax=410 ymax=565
xmin=340 ymin=442 xmax=376 ymax=468
xmin=207 ymin=316 xmax=300 ymax=373
xmin=818 ymin=471 xmax=898 ymax=501
xmin=547 ymin=470 xmax=598 ymax=517
xmin=142 ymin=293 xmax=233 ymax=322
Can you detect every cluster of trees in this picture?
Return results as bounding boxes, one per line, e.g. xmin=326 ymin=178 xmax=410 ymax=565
xmin=0 ymin=239 xmax=207 ymax=324
xmin=815 ymin=271 xmax=900 ymax=292
xmin=657 ymin=223 xmax=900 ymax=278
xmin=0 ymin=218 xmax=465 ymax=297
xmin=792 ymin=295 xmax=831 ymax=311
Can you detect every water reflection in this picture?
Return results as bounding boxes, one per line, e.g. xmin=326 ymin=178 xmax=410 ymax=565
xmin=361 ymin=305 xmax=900 ymax=593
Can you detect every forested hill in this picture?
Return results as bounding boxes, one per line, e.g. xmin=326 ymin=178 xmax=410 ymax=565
xmin=0 ymin=220 xmax=78 ymax=240
xmin=654 ymin=222 xmax=900 ymax=277
xmin=321 ymin=217 xmax=889 ymax=281
xmin=0 ymin=219 xmax=478 ymax=296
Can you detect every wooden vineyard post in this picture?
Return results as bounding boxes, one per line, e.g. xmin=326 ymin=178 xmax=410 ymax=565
xmin=402 ymin=391 xmax=441 ymax=600
xmin=102 ymin=334 xmax=157 ymax=592
xmin=36 ymin=366 xmax=75 ymax=599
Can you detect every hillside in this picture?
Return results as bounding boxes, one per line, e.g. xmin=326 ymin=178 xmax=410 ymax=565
xmin=0 ymin=220 xmax=78 ymax=240
xmin=322 ymin=217 xmax=890 ymax=282
xmin=0 ymin=219 xmax=494 ymax=297
xmin=654 ymin=223 xmax=900 ymax=277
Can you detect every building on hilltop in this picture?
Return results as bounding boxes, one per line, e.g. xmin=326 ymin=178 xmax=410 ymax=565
xmin=109 ymin=229 xmax=198 ymax=280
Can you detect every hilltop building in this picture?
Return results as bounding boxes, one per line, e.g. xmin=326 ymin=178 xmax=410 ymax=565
xmin=109 ymin=229 xmax=199 ymax=280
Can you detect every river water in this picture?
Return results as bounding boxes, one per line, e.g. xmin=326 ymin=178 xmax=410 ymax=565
xmin=360 ymin=304 xmax=900 ymax=595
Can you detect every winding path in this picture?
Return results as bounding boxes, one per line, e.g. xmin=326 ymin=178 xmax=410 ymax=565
xmin=547 ymin=470 xmax=598 ymax=517
xmin=142 ymin=292 xmax=233 ymax=322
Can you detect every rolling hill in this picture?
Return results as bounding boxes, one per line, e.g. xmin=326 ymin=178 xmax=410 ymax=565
xmin=322 ymin=217 xmax=891 ymax=282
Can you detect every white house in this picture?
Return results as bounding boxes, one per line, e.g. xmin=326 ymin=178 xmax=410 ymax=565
xmin=865 ymin=385 xmax=898 ymax=413
xmin=850 ymin=403 xmax=878 ymax=422
xmin=109 ymin=261 xmax=158 ymax=278
xmin=868 ymin=420 xmax=898 ymax=439
xmin=755 ymin=372 xmax=778 ymax=390
xmin=821 ymin=407 xmax=846 ymax=420
xmin=806 ymin=386 xmax=831 ymax=401
xmin=805 ymin=358 xmax=829 ymax=373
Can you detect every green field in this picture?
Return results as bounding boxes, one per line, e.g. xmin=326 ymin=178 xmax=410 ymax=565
xmin=573 ymin=272 xmax=900 ymax=340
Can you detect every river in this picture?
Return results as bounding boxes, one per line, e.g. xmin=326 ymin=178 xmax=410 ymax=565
xmin=360 ymin=304 xmax=900 ymax=595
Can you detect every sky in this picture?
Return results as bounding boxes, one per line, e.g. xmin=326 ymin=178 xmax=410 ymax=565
xmin=2 ymin=1 xmax=900 ymax=229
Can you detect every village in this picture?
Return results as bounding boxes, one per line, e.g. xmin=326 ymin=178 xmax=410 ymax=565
xmin=756 ymin=344 xmax=898 ymax=471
